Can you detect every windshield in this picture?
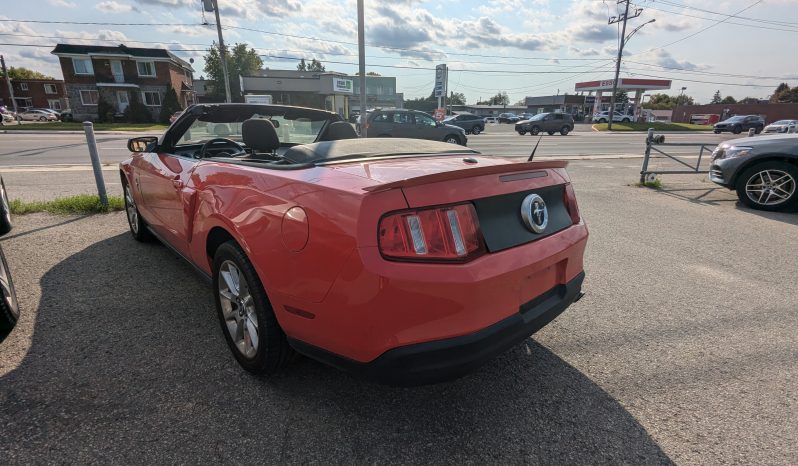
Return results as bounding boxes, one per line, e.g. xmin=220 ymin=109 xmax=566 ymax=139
xmin=772 ymin=120 xmax=792 ymax=125
xmin=725 ymin=116 xmax=744 ymax=122
xmin=176 ymin=107 xmax=330 ymax=146
xmin=529 ymin=114 xmax=546 ymax=121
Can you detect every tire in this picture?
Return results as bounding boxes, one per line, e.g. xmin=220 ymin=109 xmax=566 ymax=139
xmin=0 ymin=178 xmax=12 ymax=236
xmin=598 ymin=118 xmax=607 ymax=123
xmin=213 ymin=241 xmax=294 ymax=375
xmin=123 ymin=181 xmax=154 ymax=242
xmin=0 ymin=245 xmax=19 ymax=342
xmin=560 ymin=126 xmax=570 ymax=136
xmin=517 ymin=130 xmax=526 ymax=136
xmin=622 ymin=118 xmax=630 ymax=123
xmin=531 ymin=126 xmax=541 ymax=135
xmin=714 ymin=130 xmax=721 ymax=134
xmin=471 ymin=126 xmax=482 ymax=135
xmin=39 ymin=116 xmax=47 ymax=121
xmin=547 ymin=131 xmax=555 ymax=136
xmin=734 ymin=161 xmax=798 ymax=212
xmin=444 ymin=135 xmax=460 ymax=144
xmin=755 ymin=126 xmax=763 ymax=134
xmin=732 ymin=125 xmax=742 ymax=134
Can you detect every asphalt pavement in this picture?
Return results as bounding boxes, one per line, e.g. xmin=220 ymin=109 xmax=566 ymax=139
xmin=1 ymin=163 xmax=796 ymax=464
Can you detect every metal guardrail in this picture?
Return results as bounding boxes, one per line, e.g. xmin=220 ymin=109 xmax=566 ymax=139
xmin=639 ymin=128 xmax=716 ymax=184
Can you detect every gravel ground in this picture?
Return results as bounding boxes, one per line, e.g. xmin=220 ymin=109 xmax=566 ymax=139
xmin=0 ymin=165 xmax=796 ymax=464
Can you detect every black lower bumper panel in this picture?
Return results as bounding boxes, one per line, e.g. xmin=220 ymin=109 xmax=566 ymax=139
xmin=289 ymin=271 xmax=585 ymax=386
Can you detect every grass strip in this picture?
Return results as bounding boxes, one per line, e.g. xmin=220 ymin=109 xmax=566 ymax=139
xmin=10 ymin=194 xmax=124 ymax=215
xmin=1 ymin=122 xmax=167 ymax=132
xmin=593 ymin=122 xmax=713 ymax=132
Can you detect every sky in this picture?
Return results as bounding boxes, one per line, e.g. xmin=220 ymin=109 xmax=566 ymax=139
xmin=2 ymin=0 xmax=798 ymax=104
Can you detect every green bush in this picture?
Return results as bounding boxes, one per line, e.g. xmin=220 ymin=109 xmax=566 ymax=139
xmin=96 ymin=96 xmax=114 ymax=123
xmin=158 ymin=83 xmax=182 ymax=124
xmin=124 ymin=92 xmax=153 ymax=124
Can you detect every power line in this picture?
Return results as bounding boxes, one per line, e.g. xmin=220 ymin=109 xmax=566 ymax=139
xmin=623 ymin=60 xmax=798 ymax=81
xmin=620 ymin=71 xmax=779 ymax=88
xmin=631 ymin=3 xmax=798 ymax=33
xmin=646 ymin=0 xmax=764 ymax=52
xmin=652 ymin=0 xmax=798 ymax=27
xmin=0 ymin=17 xmax=611 ymax=63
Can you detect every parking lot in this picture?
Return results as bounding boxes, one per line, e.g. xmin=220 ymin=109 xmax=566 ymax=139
xmin=0 ymin=129 xmax=796 ymax=464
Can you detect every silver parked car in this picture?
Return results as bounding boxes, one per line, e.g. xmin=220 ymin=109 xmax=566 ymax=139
xmin=16 ymin=109 xmax=58 ymax=122
xmin=763 ymin=119 xmax=798 ymax=134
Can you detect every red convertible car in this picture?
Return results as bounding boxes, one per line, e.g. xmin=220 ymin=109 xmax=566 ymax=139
xmin=120 ymin=104 xmax=588 ymax=385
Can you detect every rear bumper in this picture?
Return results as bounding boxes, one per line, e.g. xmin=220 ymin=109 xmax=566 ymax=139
xmin=290 ymin=271 xmax=585 ymax=386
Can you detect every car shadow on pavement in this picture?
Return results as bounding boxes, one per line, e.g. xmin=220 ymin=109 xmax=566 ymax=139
xmin=0 ymin=233 xmax=674 ymax=464
xmin=652 ymin=185 xmax=738 ymax=207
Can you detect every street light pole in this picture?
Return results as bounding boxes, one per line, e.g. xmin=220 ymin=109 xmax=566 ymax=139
xmin=606 ymin=0 xmax=646 ymax=130
xmin=210 ymin=0 xmax=232 ymax=103
xmin=0 ymin=55 xmax=19 ymax=116
xmin=357 ymin=0 xmax=367 ymax=138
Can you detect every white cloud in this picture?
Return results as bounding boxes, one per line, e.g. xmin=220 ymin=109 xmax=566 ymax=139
xmin=96 ymin=1 xmax=137 ymax=13
xmin=47 ymin=0 xmax=76 ymax=7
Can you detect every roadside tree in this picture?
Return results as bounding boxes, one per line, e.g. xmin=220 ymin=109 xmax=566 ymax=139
xmin=204 ymin=42 xmax=263 ymax=102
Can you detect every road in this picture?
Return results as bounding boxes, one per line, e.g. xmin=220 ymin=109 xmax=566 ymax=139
xmin=1 ymin=165 xmax=795 ymax=464
xmin=0 ymin=125 xmax=734 ymax=165
xmin=0 ymin=126 xmax=739 ymax=201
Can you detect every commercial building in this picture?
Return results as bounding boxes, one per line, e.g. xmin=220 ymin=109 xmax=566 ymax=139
xmin=574 ymin=78 xmax=672 ymax=119
xmin=349 ymin=76 xmax=402 ymax=111
xmin=240 ymin=70 xmax=401 ymax=118
xmin=51 ymin=43 xmax=195 ymax=121
xmin=0 ymin=78 xmax=68 ymax=111
xmin=524 ymin=95 xmax=590 ymax=118
xmin=672 ymin=103 xmax=798 ymax=125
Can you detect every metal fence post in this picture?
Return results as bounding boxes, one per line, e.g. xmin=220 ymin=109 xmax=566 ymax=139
xmin=640 ymin=127 xmax=654 ymax=183
xmin=748 ymin=128 xmax=755 ymax=137
xmin=83 ymin=121 xmax=108 ymax=208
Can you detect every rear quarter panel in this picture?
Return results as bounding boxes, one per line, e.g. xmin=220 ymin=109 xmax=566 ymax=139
xmin=187 ymin=162 xmax=408 ymax=307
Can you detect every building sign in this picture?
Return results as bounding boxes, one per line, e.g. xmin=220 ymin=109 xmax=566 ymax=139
xmin=333 ymin=78 xmax=353 ymax=94
xmin=434 ymin=64 xmax=447 ymax=98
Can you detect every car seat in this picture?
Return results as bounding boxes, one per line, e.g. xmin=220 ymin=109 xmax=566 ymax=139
xmin=240 ymin=118 xmax=280 ymax=160
xmin=318 ymin=121 xmax=358 ymax=141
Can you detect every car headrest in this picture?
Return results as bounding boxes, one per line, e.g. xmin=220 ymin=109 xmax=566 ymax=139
xmin=320 ymin=121 xmax=358 ymax=141
xmin=242 ymin=118 xmax=279 ymax=152
xmin=212 ymin=123 xmax=231 ymax=137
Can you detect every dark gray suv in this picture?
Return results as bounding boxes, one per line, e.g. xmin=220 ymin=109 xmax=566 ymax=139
xmin=709 ymin=134 xmax=798 ymax=211
xmin=442 ymin=113 xmax=485 ymax=135
xmin=515 ymin=112 xmax=575 ymax=136
xmin=364 ymin=109 xmax=467 ymax=145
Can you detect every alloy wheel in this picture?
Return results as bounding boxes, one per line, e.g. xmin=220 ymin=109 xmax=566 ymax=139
xmin=124 ymin=185 xmax=139 ymax=234
xmin=218 ymin=260 xmax=260 ymax=359
xmin=0 ymin=255 xmax=18 ymax=320
xmin=745 ymin=169 xmax=796 ymax=206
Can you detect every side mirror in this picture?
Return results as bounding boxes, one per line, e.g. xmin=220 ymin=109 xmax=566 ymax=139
xmin=127 ymin=136 xmax=158 ymax=153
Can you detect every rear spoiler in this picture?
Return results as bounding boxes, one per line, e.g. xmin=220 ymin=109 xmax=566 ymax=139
xmin=362 ymin=160 xmax=569 ymax=192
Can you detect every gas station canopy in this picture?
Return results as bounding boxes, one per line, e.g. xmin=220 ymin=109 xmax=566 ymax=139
xmin=574 ymin=78 xmax=671 ymax=92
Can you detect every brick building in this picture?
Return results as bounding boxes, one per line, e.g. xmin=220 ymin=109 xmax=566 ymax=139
xmin=672 ymin=103 xmax=798 ymax=125
xmin=51 ymin=43 xmax=195 ymax=121
xmin=0 ymin=78 xmax=67 ymax=111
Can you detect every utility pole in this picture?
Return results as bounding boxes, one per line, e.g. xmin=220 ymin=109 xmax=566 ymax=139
xmin=206 ymin=0 xmax=232 ymax=103
xmin=0 ymin=55 xmax=19 ymax=116
xmin=607 ymin=0 xmax=641 ymax=130
xmin=357 ymin=0 xmax=367 ymax=138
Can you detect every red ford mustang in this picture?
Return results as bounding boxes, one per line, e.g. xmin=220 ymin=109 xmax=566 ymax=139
xmin=120 ymin=104 xmax=588 ymax=385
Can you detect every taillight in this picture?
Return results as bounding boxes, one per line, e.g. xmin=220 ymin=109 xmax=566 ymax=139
xmin=563 ymin=183 xmax=581 ymax=224
xmin=378 ymin=203 xmax=486 ymax=262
